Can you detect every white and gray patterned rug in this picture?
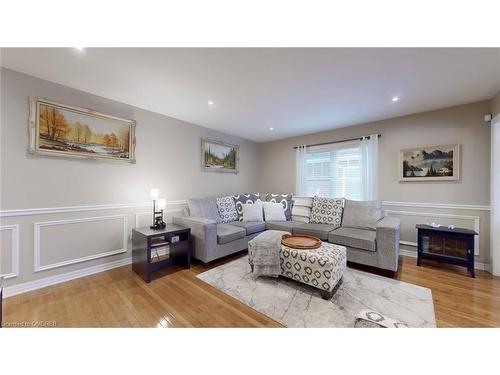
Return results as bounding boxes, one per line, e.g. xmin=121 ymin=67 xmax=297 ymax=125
xmin=197 ymin=256 xmax=436 ymax=327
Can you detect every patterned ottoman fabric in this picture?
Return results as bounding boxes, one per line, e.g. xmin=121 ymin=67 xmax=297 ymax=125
xmin=280 ymin=241 xmax=346 ymax=293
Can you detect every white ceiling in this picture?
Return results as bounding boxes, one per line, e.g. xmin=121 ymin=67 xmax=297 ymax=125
xmin=2 ymin=48 xmax=500 ymax=143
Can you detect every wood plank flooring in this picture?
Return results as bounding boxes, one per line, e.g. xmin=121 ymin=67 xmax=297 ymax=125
xmin=3 ymin=254 xmax=500 ymax=327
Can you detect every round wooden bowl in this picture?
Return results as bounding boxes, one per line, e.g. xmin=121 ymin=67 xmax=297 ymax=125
xmin=281 ymin=234 xmax=322 ymax=250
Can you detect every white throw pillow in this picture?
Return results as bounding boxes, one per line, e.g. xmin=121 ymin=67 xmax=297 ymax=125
xmin=242 ymin=201 xmax=264 ymax=222
xmin=263 ymin=202 xmax=286 ymax=221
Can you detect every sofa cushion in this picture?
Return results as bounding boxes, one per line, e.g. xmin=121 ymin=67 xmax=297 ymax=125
xmin=293 ymin=223 xmax=338 ymax=240
xmin=342 ymin=199 xmax=383 ymax=230
xmin=328 ymin=227 xmax=377 ymax=252
xmin=188 ymin=197 xmax=221 ymax=223
xmin=216 ymin=196 xmax=238 ymax=223
xmin=265 ymin=220 xmax=303 ymax=232
xmin=216 ymin=223 xmax=246 ymax=244
xmin=233 ymin=193 xmax=262 ymax=221
xmin=229 ymin=221 xmax=266 ymax=235
xmin=264 ymin=193 xmax=293 ymax=220
xmin=291 ymin=196 xmax=313 ymax=223
xmin=309 ymin=196 xmax=344 ymax=227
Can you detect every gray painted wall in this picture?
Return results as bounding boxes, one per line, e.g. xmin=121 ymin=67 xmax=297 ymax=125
xmin=493 ymin=90 xmax=500 ymax=118
xmin=258 ymin=101 xmax=492 ymax=264
xmin=0 ymin=68 xmax=261 ymax=289
xmin=1 ymin=68 xmax=260 ymax=209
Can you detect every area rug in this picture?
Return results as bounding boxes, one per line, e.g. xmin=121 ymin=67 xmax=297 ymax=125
xmin=197 ymin=257 xmax=436 ymax=327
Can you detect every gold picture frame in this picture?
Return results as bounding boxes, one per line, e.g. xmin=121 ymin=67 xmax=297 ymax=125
xmin=28 ymin=97 xmax=136 ymax=163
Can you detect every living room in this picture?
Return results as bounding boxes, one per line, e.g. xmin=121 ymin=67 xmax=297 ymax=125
xmin=1 ymin=1 xmax=499 ymax=374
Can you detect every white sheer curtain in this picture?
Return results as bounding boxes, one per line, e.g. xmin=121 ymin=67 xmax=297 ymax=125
xmin=360 ymin=134 xmax=379 ymax=200
xmin=295 ymin=145 xmax=307 ymax=195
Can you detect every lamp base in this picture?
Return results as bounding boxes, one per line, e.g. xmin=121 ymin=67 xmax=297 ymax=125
xmin=150 ymin=223 xmax=166 ymax=230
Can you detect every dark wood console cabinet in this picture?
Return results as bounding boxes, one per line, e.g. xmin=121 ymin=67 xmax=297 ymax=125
xmin=416 ymin=224 xmax=477 ymax=278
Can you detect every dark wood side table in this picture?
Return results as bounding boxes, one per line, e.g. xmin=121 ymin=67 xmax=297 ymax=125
xmin=132 ymin=225 xmax=191 ymax=283
xmin=416 ymin=224 xmax=477 ymax=278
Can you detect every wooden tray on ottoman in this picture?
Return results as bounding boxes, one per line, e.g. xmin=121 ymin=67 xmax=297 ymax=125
xmin=281 ymin=234 xmax=322 ymax=250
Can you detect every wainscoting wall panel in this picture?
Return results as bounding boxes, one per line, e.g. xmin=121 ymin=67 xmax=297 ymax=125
xmin=0 ymin=200 xmax=188 ymax=294
xmin=0 ymin=224 xmax=19 ymax=279
xmin=34 ymin=215 xmax=128 ymax=272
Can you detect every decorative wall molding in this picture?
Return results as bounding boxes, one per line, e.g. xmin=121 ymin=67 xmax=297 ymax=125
xmin=386 ymin=210 xmax=480 ymax=255
xmin=400 ymin=248 xmax=491 ymax=272
xmin=0 ymin=200 xmax=488 ymax=218
xmin=4 ymin=257 xmax=132 ymax=298
xmin=0 ymin=224 xmax=19 ymax=279
xmin=0 ymin=200 xmax=188 ymax=217
xmin=34 ymin=214 xmax=128 ymax=272
xmin=382 ymin=201 xmax=490 ymax=211
xmin=134 ymin=208 xmax=185 ymax=228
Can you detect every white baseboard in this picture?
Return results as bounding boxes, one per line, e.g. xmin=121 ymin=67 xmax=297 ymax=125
xmin=399 ymin=248 xmax=491 ymax=272
xmin=3 ymin=257 xmax=132 ymax=298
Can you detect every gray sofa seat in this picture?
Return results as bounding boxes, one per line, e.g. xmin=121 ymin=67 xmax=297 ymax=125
xmin=293 ymin=223 xmax=338 ymax=240
xmin=328 ymin=227 xmax=377 ymax=252
xmin=228 ymin=221 xmax=266 ymax=235
xmin=216 ymin=223 xmax=246 ymax=244
xmin=265 ymin=220 xmax=303 ymax=232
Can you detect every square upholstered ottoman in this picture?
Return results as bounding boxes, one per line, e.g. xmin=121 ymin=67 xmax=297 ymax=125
xmin=279 ymin=241 xmax=346 ymax=299
xmin=249 ymin=233 xmax=346 ymax=300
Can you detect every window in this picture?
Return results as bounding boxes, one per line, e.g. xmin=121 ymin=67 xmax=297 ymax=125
xmin=296 ymin=135 xmax=378 ymax=200
xmin=303 ymin=143 xmax=362 ymax=199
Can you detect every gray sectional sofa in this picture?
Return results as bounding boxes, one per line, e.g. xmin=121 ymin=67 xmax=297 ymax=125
xmin=173 ymin=194 xmax=400 ymax=273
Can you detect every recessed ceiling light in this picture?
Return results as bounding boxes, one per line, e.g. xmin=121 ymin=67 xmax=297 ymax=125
xmin=208 ymin=100 xmax=214 ymax=106
xmin=392 ymin=96 xmax=400 ymax=102
xmin=269 ymin=127 xmax=274 ymax=131
xmin=74 ymin=47 xmax=85 ymax=51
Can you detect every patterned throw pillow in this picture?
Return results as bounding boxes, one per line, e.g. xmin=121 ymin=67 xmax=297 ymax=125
xmin=216 ymin=196 xmax=238 ymax=223
xmin=309 ymin=196 xmax=344 ymax=226
xmin=265 ymin=193 xmax=293 ymax=221
xmin=233 ymin=193 xmax=262 ymax=221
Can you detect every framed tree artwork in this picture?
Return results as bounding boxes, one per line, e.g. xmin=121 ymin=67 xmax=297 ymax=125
xmin=399 ymin=144 xmax=459 ymax=181
xmin=201 ymin=138 xmax=239 ymax=173
xmin=28 ymin=97 xmax=136 ymax=163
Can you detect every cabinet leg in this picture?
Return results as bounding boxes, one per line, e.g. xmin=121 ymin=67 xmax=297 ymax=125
xmin=203 ymin=262 xmax=210 ymax=268
xmin=417 ymin=256 xmax=422 ymax=266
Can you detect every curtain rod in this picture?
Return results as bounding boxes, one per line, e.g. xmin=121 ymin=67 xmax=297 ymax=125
xmin=293 ymin=134 xmax=381 ymax=149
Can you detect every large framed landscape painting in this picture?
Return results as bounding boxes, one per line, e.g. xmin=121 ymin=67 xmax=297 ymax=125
xmin=28 ymin=97 xmax=136 ymax=163
xmin=201 ymin=138 xmax=239 ymax=173
xmin=400 ymin=144 xmax=459 ymax=182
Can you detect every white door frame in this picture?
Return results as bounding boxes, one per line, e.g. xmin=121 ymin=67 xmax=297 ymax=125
xmin=491 ymin=114 xmax=500 ymax=276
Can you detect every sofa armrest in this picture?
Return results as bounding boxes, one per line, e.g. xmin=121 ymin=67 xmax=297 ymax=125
xmin=172 ymin=216 xmax=217 ymax=263
xmin=375 ymin=216 xmax=401 ymax=272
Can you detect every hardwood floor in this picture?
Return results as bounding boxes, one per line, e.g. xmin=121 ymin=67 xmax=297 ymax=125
xmin=3 ymin=254 xmax=500 ymax=327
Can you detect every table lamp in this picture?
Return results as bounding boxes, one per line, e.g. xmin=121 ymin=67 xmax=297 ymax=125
xmin=150 ymin=188 xmax=166 ymax=230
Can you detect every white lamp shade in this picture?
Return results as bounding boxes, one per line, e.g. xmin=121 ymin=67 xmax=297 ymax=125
xmin=150 ymin=188 xmax=160 ymax=200
xmin=158 ymin=198 xmax=166 ymax=210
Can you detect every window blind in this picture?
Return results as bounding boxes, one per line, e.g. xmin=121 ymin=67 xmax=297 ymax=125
xmin=303 ymin=142 xmax=362 ymax=199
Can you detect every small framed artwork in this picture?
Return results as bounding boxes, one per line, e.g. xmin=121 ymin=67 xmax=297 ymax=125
xmin=399 ymin=144 xmax=459 ymax=181
xmin=201 ymin=138 xmax=239 ymax=173
xmin=28 ymin=97 xmax=136 ymax=163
